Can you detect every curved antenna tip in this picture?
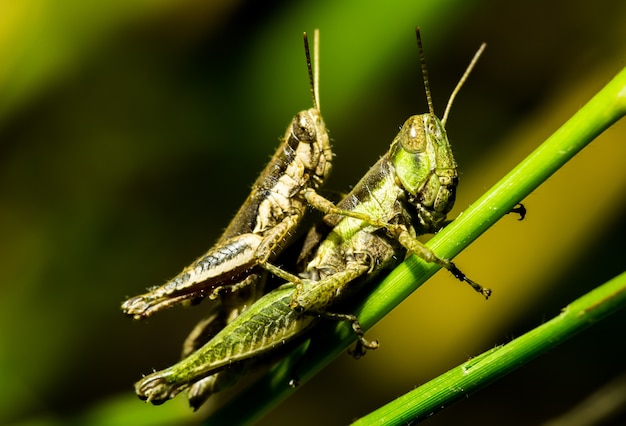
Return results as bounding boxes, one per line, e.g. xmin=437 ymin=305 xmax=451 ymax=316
xmin=441 ymin=42 xmax=486 ymax=126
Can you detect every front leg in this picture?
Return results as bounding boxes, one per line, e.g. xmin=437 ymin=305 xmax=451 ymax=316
xmin=311 ymin=308 xmax=379 ymax=359
xmin=254 ymin=213 xmax=301 ymax=265
xmin=304 ymin=188 xmax=386 ymax=225
xmin=263 ymin=260 xmax=377 ymax=356
xmin=305 ymin=188 xmax=489 ymax=298
xmin=394 ymin=229 xmax=491 ymax=298
xmin=295 ymin=263 xmax=378 ymax=356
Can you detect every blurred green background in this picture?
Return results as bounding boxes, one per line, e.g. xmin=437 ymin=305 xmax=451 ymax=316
xmin=1 ymin=1 xmax=625 ymax=425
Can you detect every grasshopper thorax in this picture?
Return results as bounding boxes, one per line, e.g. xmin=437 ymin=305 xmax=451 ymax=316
xmin=287 ymin=107 xmax=331 ymax=180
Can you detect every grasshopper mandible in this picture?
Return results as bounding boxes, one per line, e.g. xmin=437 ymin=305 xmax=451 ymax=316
xmin=122 ymin=30 xmax=330 ymax=320
xmin=133 ymin=28 xmax=491 ymax=408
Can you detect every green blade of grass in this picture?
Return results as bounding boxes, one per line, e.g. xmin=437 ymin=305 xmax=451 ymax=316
xmin=353 ymin=270 xmax=626 ymax=425
xmin=206 ymin=66 xmax=626 ymax=425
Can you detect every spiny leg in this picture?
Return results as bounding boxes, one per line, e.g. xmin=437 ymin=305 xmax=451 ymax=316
xmin=396 ymin=230 xmax=491 ymax=298
xmin=304 ymin=188 xmax=390 ymax=225
xmin=308 ymin=309 xmax=379 ymax=359
xmin=262 ymin=261 xmax=305 ymax=286
xmin=260 ymin=261 xmax=310 ymax=307
xmin=305 ymin=188 xmax=489 ymax=298
xmin=208 ymin=272 xmax=260 ymax=299
xmin=188 ymin=369 xmax=244 ymax=411
xmin=265 ymin=257 xmax=377 ymax=354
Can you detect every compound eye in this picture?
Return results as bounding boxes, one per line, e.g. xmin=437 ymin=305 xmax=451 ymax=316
xmin=400 ymin=116 xmax=427 ymax=153
xmin=293 ymin=113 xmax=315 ymax=142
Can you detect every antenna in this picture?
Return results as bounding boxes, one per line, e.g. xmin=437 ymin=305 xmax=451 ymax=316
xmin=442 ymin=42 xmax=486 ymax=126
xmin=415 ymin=27 xmax=435 ymax=120
xmin=303 ymin=29 xmax=321 ymax=111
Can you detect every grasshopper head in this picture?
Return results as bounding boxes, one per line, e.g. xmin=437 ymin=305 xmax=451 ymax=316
xmin=390 ymin=113 xmax=458 ymax=230
xmin=290 ymin=107 xmax=332 ymax=183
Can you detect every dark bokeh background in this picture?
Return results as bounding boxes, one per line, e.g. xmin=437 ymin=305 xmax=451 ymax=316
xmin=1 ymin=1 xmax=625 ymax=425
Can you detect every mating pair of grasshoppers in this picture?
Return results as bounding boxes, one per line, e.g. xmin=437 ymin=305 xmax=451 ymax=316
xmin=122 ymin=28 xmax=513 ymax=409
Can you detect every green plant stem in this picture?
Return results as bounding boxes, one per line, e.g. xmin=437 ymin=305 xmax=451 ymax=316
xmin=205 ymin=67 xmax=626 ymax=425
xmin=352 ymin=270 xmax=626 ymax=425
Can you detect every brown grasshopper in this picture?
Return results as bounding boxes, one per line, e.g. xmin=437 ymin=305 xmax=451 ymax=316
xmin=122 ymin=31 xmax=330 ymax=322
xmin=133 ymin=29 xmax=492 ymax=408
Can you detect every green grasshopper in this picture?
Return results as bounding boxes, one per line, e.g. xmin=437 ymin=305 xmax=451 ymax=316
xmin=122 ymin=31 xmax=330 ymax=321
xmin=133 ymin=29 xmax=492 ymax=408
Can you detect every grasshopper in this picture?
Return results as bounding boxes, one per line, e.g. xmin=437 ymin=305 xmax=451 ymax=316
xmin=133 ymin=29 xmax=492 ymax=408
xmin=122 ymin=31 xmax=330 ymax=320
